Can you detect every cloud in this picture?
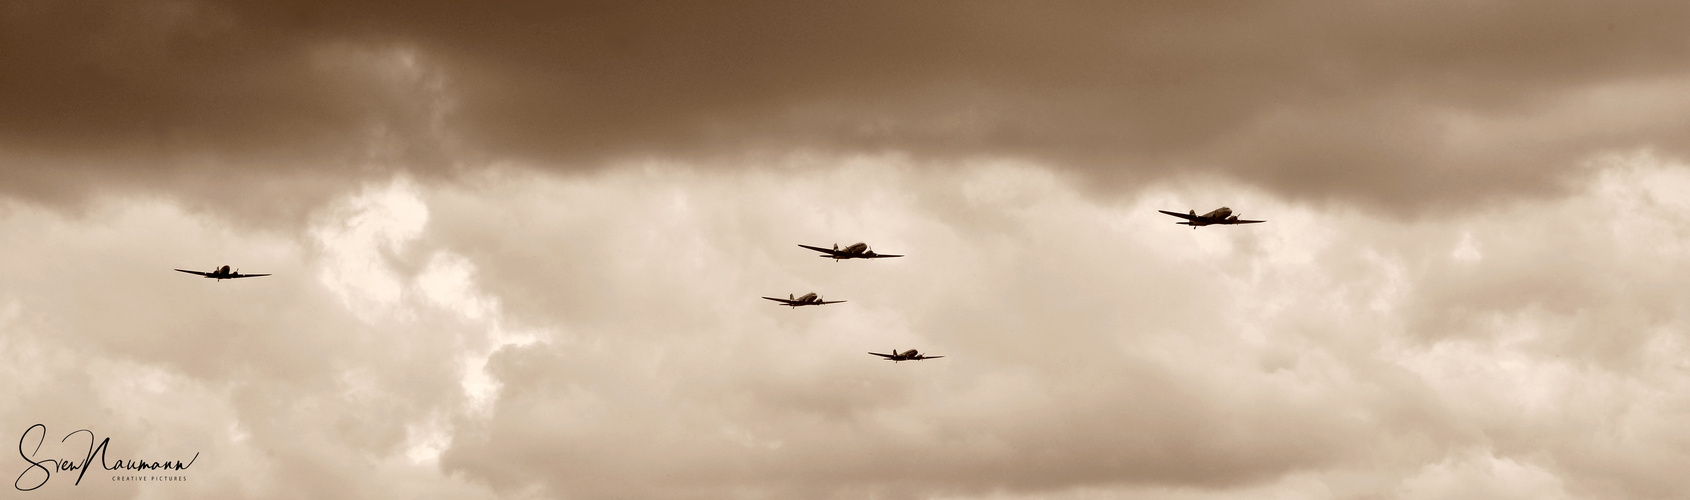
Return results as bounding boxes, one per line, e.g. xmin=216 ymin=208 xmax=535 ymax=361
xmin=411 ymin=154 xmax=1689 ymax=497
xmin=1394 ymin=448 xmax=1573 ymax=500
xmin=313 ymin=178 xmax=430 ymax=322
xmin=0 ymin=180 xmax=530 ymax=499
xmin=8 ymin=3 xmax=1690 ymax=498
xmin=6 ymin=1 xmax=1690 ymax=217
xmin=3 ymin=71 xmax=1689 ymax=497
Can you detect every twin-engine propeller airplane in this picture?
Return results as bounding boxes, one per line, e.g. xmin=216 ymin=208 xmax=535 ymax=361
xmin=1157 ymin=207 xmax=1266 ymax=228
xmin=762 ymin=292 xmax=845 ymax=308
xmin=174 ymin=265 xmax=270 ymax=281
xmin=798 ymin=242 xmax=903 ymax=260
xmin=868 ymin=349 xmax=944 ymax=362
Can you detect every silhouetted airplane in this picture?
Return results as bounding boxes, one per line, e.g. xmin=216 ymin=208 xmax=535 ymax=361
xmin=868 ymin=349 xmax=943 ymax=362
xmin=798 ymin=242 xmax=903 ymax=260
xmin=1158 ymin=207 xmax=1265 ymax=228
xmin=762 ymin=292 xmax=845 ymax=308
xmin=174 ymin=265 xmax=270 ymax=281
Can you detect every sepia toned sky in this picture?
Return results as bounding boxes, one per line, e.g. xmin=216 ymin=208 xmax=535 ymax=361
xmin=3 ymin=1 xmax=1689 ymax=498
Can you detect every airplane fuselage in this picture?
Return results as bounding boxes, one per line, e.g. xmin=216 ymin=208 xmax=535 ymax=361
xmin=198 ymin=265 xmax=238 ymax=280
xmin=1182 ymin=207 xmax=1232 ymax=226
xmin=786 ymin=292 xmax=825 ymax=308
xmin=826 ymin=242 xmax=877 ymax=259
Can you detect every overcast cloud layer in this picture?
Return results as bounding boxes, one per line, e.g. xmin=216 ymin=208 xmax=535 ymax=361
xmin=7 ymin=1 xmax=1690 ymax=217
xmin=3 ymin=2 xmax=1690 ymax=499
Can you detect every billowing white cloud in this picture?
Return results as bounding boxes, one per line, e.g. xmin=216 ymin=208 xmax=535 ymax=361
xmin=313 ymin=179 xmax=430 ymax=321
xmin=410 ymin=154 xmax=1687 ymax=498
xmin=0 ymin=152 xmax=1686 ymax=498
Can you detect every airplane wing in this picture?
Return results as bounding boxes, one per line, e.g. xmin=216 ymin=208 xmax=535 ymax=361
xmin=229 ymin=273 xmax=271 ymax=278
xmin=1227 ymin=219 xmax=1266 ymax=224
xmin=921 ymin=355 xmax=944 ymax=360
xmin=762 ymin=297 xmax=798 ymax=305
xmin=796 ymin=244 xmax=837 ymax=255
xmin=174 ymin=269 xmax=211 ymax=277
xmin=1158 ymin=210 xmax=1200 ymax=221
xmin=864 ymin=254 xmax=903 ymax=259
xmin=867 ymin=352 xmax=895 ymax=358
xmin=816 ymin=300 xmax=846 ymax=305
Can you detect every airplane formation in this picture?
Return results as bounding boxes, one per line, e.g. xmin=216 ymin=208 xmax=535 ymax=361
xmin=784 ymin=242 xmax=942 ymax=362
xmin=176 ymin=208 xmax=1263 ymax=364
xmin=780 ymin=210 xmax=1263 ymax=363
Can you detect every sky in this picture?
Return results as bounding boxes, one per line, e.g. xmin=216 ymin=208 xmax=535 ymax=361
xmin=2 ymin=1 xmax=1689 ymax=499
